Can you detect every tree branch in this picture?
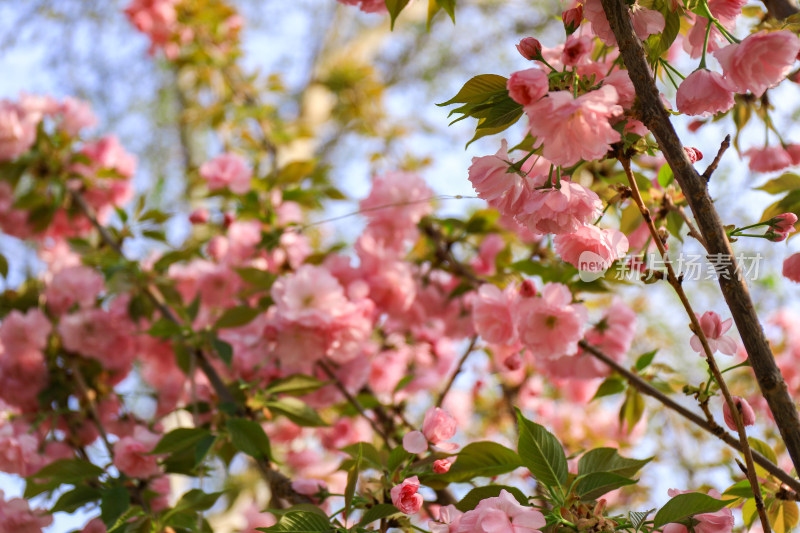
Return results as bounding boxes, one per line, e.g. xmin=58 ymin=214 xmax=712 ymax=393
xmin=600 ymin=0 xmax=800 ymax=476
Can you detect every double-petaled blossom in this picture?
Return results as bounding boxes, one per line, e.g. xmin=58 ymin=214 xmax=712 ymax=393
xmin=0 ymin=490 xmax=52 ymax=533
xmin=467 ymin=141 xmax=531 ymax=215
xmin=554 ymin=225 xmax=629 ymax=272
xmin=45 ymin=266 xmax=104 ymax=316
xmin=722 ymin=396 xmax=756 ymax=431
xmin=676 ymin=69 xmax=735 ymax=116
xmin=391 ymin=476 xmax=424 ymax=515
xmin=455 ymin=490 xmax=546 ymax=533
xmin=507 ymin=69 xmax=549 ymax=106
xmin=472 ymin=283 xmax=520 ymax=346
xmin=113 ymin=426 xmax=162 ymax=479
xmin=690 ymin=311 xmax=737 ymax=356
xmin=516 ymin=282 xmax=587 ymax=359
xmin=0 ymin=100 xmax=38 ymax=162
xmin=516 ymin=177 xmax=603 ymax=235
xmin=0 ymin=309 xmax=52 ymax=411
xmin=714 ymin=30 xmax=800 ymax=97
xmin=525 ymin=86 xmax=623 ymax=167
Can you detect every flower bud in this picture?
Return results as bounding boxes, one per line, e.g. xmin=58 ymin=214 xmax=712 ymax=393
xmin=723 ymin=396 xmax=756 ymax=431
xmin=520 ymin=279 xmax=537 ymax=297
xmin=516 ymin=37 xmax=542 ymax=60
xmin=767 ymin=212 xmax=798 ymax=242
xmin=562 ymin=6 xmax=583 ymax=34
xmin=189 ymin=208 xmax=209 ymax=224
xmin=684 ymin=146 xmax=703 ymax=163
xmin=433 ymin=459 xmax=452 ymax=473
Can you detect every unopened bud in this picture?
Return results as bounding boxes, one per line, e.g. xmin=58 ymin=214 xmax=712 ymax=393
xmin=684 ymin=146 xmax=703 ymax=163
xmin=520 ymin=279 xmax=537 ymax=297
xmin=516 ymin=37 xmax=542 ymax=60
xmin=189 ymin=208 xmax=209 ymax=224
xmin=562 ymin=6 xmax=583 ymax=34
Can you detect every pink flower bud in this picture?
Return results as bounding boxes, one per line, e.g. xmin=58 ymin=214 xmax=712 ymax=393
xmin=723 ymin=396 xmax=756 ymax=431
xmin=189 ymin=208 xmax=209 ymax=224
xmin=422 ymin=407 xmax=457 ymax=444
xmin=516 ymin=37 xmax=542 ymax=60
xmin=562 ymin=6 xmax=583 ymax=34
xmin=503 ymin=352 xmax=523 ymax=371
xmin=433 ymin=459 xmax=452 ymax=474
xmin=767 ymin=212 xmax=798 ymax=241
xmin=223 ymin=212 xmax=235 ymax=228
xmin=520 ymin=279 xmax=537 ymax=297
xmin=391 ymin=476 xmax=424 ymax=515
xmin=684 ymin=147 xmax=703 ymax=163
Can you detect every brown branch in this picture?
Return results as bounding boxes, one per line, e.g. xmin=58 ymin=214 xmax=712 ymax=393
xmin=600 ymin=0 xmax=800 ymax=482
xmin=702 ymin=135 xmax=731 ymax=182
xmin=622 ymin=157 xmax=770 ymax=532
xmin=579 ymin=341 xmax=800 ymax=494
xmin=761 ymin=0 xmax=799 ymax=19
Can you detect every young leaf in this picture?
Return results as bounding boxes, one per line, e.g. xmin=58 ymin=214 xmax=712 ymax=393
xmin=433 ymin=441 xmax=522 ymax=483
xmin=213 ymin=306 xmax=261 ymax=330
xmin=151 ymin=427 xmax=213 ymax=455
xmin=577 ymin=448 xmax=652 ymax=478
xmin=515 ymin=408 xmax=568 ymax=489
xmin=385 ymin=0 xmax=411 ymax=29
xmin=344 ymin=443 xmax=361 ymax=518
xmin=575 ymin=472 xmax=636 ymax=500
xmin=258 ymin=510 xmax=333 ymax=532
xmin=592 ymin=377 xmax=626 ymax=400
xmin=358 ymin=503 xmax=400 ymax=526
xmin=264 ymin=374 xmax=327 ymax=396
xmin=101 ymin=486 xmax=130 ymax=527
xmin=264 ymin=397 xmax=328 ymax=427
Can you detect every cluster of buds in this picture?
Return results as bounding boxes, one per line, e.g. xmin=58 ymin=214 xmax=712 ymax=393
xmin=562 ymin=499 xmax=618 ymax=532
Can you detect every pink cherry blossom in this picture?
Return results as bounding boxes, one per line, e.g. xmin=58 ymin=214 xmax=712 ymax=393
xmin=74 ymin=135 xmax=137 ymax=179
xmin=507 ymin=69 xmax=549 ymax=106
xmin=241 ymin=503 xmax=276 ymax=533
xmin=391 ymin=476 xmax=424 ymax=515
xmin=200 ymin=153 xmax=252 ymax=194
xmin=0 ymin=420 xmax=40 ymax=476
xmin=554 ymin=225 xmax=629 ymax=271
xmin=0 ymin=490 xmax=53 ymax=533
xmin=125 ymin=0 xmax=180 ymax=55
xmin=113 ymin=426 xmax=161 ymax=478
xmin=723 ymin=396 xmax=756 ymax=431
xmin=663 ymin=489 xmax=733 ymax=533
xmin=59 ymin=97 xmax=97 ymax=136
xmin=430 ymin=504 xmax=464 ymax=533
xmin=517 ymin=282 xmax=587 ymax=358
xmin=715 ymin=30 xmax=800 ymax=97
xmin=584 ymin=0 xmax=664 ymax=45
xmin=516 ymin=178 xmax=603 ymax=235
xmin=603 ymin=70 xmax=636 ymax=109
xmin=45 ymin=266 xmax=104 ymax=315
xmin=423 ymin=407 xmax=457 ymax=444
xmin=783 ymin=252 xmax=800 ymax=282
xmin=744 ymin=146 xmax=792 ymax=173
xmin=468 ymin=140 xmax=532 ymax=215
xmin=472 ymin=283 xmax=519 ymax=346
xmin=690 ymin=311 xmax=737 ymax=356
xmin=561 ymin=35 xmax=593 ymax=67
xmin=0 ymin=100 xmax=38 ymax=162
xmin=403 ymin=430 xmax=428 ymax=454
xmin=676 ymin=69 xmax=735 ymax=116
xmin=525 ymin=86 xmax=623 ymax=167
xmin=456 ymin=489 xmax=546 ymax=533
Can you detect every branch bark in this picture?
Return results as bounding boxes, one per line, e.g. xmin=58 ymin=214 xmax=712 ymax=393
xmin=599 ymin=0 xmax=800 ymax=474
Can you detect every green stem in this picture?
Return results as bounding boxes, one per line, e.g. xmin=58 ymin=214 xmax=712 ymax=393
xmin=699 ymin=19 xmax=713 ymax=69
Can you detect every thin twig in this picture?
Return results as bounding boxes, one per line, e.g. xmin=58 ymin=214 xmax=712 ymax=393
xmin=436 ymin=336 xmax=478 ymax=408
xmin=622 ymin=156 xmax=770 ymax=532
xmin=702 ymin=135 xmax=731 ymax=181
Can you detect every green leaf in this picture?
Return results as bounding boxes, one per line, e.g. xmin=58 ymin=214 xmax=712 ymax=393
xmin=388 ymin=446 xmax=412 ymax=472
xmin=344 ymin=442 xmax=361 ymax=518
xmin=358 ymin=504 xmax=400 ymax=525
xmin=456 ymin=486 xmax=528 ymax=512
xmin=213 ymin=306 xmax=261 ymax=330
xmin=342 ymin=442 xmax=383 ymax=470
xmin=0 ymin=253 xmax=8 ymax=278
xmin=25 ymin=458 xmax=105 ymax=497
xmin=259 ymin=510 xmax=333 ymax=532
xmin=575 ymin=472 xmax=636 ymax=500
xmin=644 ymin=5 xmax=680 ymax=63
xmin=147 ymin=318 xmax=183 ymax=339
xmin=433 ymin=441 xmax=522 ymax=483
xmin=723 ymin=479 xmax=757 ymax=499
xmin=265 ymin=397 xmax=328 ymax=427
xmin=635 ymin=350 xmax=657 ymax=371
xmin=577 ymin=448 xmax=652 ymax=478
xmin=384 ymin=0 xmax=411 ymax=29
xmin=212 ymin=337 xmax=234 ymax=366
xmin=227 ymin=418 xmax=272 ymax=460
xmin=168 ymin=489 xmax=224 ymax=515
xmin=592 ymin=377 xmax=626 ymax=400
xmin=653 ymin=493 xmax=733 ymax=527
xmin=756 ymin=173 xmax=800 ymax=195
xmin=152 ymin=427 xmax=213 ymax=455
xmin=51 ymin=485 xmax=102 ymax=513
xmin=516 ymin=409 xmax=567 ymax=488
xmin=265 ymin=374 xmax=327 ymax=396
xmin=657 ymin=164 xmax=674 ymax=187
xmin=101 ymin=486 xmax=130 ymax=527
xmin=438 ymin=74 xmax=508 ymax=107
xmin=619 ymin=388 xmax=646 ymax=432
xmin=748 ymin=436 xmax=778 ymax=479
xmin=768 ymin=498 xmax=800 ymax=533
xmin=436 ymin=0 xmax=456 ymax=21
